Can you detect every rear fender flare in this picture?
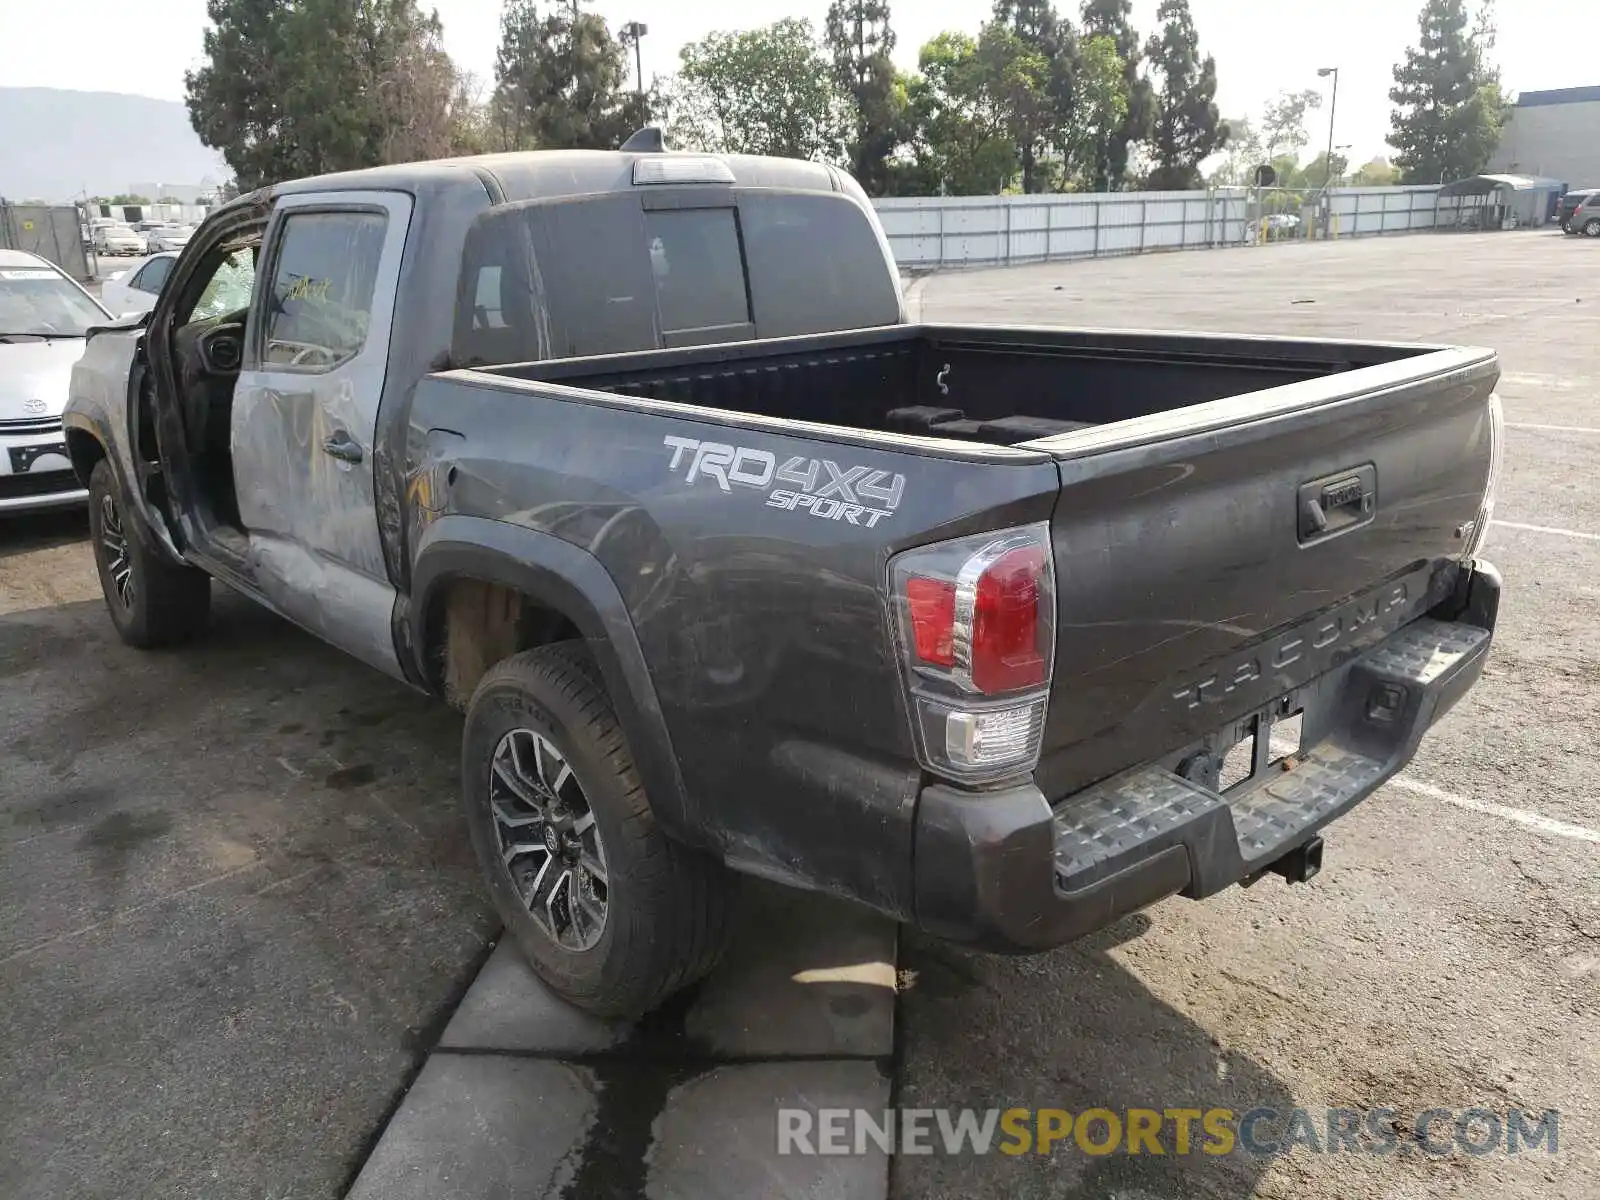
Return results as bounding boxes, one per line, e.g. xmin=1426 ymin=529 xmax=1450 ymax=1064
xmin=408 ymin=515 xmax=702 ymax=847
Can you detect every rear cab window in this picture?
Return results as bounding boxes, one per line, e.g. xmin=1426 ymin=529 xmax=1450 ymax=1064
xmin=644 ymin=209 xmax=751 ymax=344
xmin=453 ymin=185 xmax=900 ymax=367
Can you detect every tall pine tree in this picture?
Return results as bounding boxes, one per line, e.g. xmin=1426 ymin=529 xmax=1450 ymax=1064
xmin=991 ymin=0 xmax=1077 ymax=193
xmin=492 ymin=0 xmax=644 ymax=152
xmin=825 ymin=1 xmax=901 ymax=195
xmin=1143 ymin=0 xmax=1226 ymax=190
xmin=1079 ymin=0 xmax=1152 ymax=191
xmin=1388 ymin=0 xmax=1507 ymax=184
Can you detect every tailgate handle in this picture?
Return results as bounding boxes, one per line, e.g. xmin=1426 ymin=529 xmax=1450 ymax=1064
xmin=1298 ymin=465 xmax=1376 ymax=543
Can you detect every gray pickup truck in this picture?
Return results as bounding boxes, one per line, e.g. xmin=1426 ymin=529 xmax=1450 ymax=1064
xmin=64 ymin=137 xmax=1504 ymax=1016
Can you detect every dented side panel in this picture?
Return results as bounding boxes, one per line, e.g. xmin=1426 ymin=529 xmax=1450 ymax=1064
xmin=231 ymin=190 xmax=415 ymax=678
xmin=405 ymin=372 xmax=1064 ymax=916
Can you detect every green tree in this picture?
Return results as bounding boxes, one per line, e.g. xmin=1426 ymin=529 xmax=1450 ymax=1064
xmin=1142 ymin=0 xmax=1227 ymax=190
xmin=1352 ymin=157 xmax=1401 ymax=186
xmin=1048 ymin=34 xmax=1127 ymax=190
xmin=1388 ymin=0 xmax=1507 ymax=183
xmin=825 ymin=1 xmax=903 ymax=195
xmin=1206 ymin=115 xmax=1262 ymax=185
xmin=1302 ymin=150 xmax=1350 ymax=188
xmin=1079 ymin=0 xmax=1152 ymax=191
xmin=991 ymin=0 xmax=1077 ymax=193
xmin=186 ymin=0 xmax=476 ymax=189
xmin=665 ymin=20 xmax=846 ymax=161
xmin=1260 ymin=88 xmax=1322 ymax=161
xmin=493 ymin=0 xmax=644 ymax=152
xmin=903 ymin=30 xmax=1021 ymax=195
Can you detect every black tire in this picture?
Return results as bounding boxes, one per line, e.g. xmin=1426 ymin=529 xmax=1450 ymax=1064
xmin=1584 ymin=219 xmax=1600 ymax=239
xmin=87 ymin=458 xmax=211 ymax=648
xmin=462 ymin=643 xmax=735 ymax=1017
xmin=1562 ymin=220 xmax=1573 ymax=234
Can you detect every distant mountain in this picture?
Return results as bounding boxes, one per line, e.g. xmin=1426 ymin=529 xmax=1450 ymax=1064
xmin=0 ymin=88 xmax=229 ymax=202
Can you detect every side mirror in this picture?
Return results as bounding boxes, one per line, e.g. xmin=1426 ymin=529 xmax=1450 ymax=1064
xmin=121 ymin=312 xmax=144 ymax=321
xmin=107 ymin=271 xmax=126 ymax=281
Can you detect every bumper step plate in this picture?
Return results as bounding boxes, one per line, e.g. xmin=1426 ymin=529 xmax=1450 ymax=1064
xmin=1051 ymin=618 xmax=1490 ymax=897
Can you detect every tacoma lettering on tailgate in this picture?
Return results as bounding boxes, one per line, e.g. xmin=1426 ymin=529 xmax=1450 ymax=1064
xmin=662 ymin=435 xmax=906 ymax=527
xmin=1172 ymin=581 xmax=1412 ymax=710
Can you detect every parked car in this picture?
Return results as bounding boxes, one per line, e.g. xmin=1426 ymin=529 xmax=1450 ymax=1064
xmin=0 ymin=249 xmax=113 ymax=513
xmin=64 ymin=137 xmax=1503 ymax=1017
xmin=1570 ymin=194 xmax=1600 ymax=238
xmin=144 ymin=226 xmax=192 ymax=253
xmin=93 ymin=225 xmax=145 ymax=256
xmin=100 ymin=251 xmax=179 ymax=316
xmin=1557 ymin=189 xmax=1598 ymax=234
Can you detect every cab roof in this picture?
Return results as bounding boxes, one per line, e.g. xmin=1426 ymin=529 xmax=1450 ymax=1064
xmin=240 ymin=148 xmax=844 ymax=211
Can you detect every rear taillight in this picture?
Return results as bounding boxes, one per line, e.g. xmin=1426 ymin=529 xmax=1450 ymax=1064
xmin=890 ymin=523 xmax=1055 ymax=784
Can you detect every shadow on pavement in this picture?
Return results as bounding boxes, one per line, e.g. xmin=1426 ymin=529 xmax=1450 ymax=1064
xmin=0 ymin=592 xmax=497 ymax=1200
xmin=0 ymin=506 xmax=89 ymax=559
xmin=894 ymin=916 xmax=1295 ymax=1200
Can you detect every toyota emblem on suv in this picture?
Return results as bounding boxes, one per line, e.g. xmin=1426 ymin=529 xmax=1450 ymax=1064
xmin=23 ymin=398 xmax=47 ymax=413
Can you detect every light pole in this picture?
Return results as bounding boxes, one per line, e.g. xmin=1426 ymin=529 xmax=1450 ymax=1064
xmin=1317 ymin=67 xmax=1340 ymax=191
xmin=1316 ymin=67 xmax=1339 ymax=238
xmin=621 ymin=21 xmax=648 ymax=116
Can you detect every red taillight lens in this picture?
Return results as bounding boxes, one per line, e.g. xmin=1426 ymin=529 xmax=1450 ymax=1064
xmin=889 ymin=523 xmax=1055 ymax=782
xmin=905 ymin=577 xmax=956 ymax=666
xmin=970 ymin=546 xmax=1047 ymax=692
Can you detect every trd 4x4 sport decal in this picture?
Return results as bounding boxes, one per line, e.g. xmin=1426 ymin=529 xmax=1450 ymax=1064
xmin=662 ymin=435 xmax=906 ymax=528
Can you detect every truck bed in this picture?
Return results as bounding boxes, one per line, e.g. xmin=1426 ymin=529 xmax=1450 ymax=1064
xmin=476 ymin=323 xmax=1436 ymax=448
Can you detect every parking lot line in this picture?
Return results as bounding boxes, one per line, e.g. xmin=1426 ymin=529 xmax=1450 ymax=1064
xmin=1492 ymin=520 xmax=1600 ymax=542
xmin=1506 ymin=422 xmax=1600 ymax=434
xmin=1391 ymin=776 xmax=1600 ymax=844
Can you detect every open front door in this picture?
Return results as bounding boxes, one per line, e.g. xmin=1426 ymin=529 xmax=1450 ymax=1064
xmin=231 ymin=190 xmax=413 ymax=678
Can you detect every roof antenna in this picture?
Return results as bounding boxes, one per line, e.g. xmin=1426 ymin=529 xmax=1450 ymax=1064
xmin=621 ymin=126 xmax=667 ymax=153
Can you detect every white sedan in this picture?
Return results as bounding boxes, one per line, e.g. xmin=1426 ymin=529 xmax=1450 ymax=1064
xmin=145 ymin=226 xmax=193 ymax=253
xmin=0 ymin=249 xmax=114 ymax=513
xmin=94 ymin=226 xmax=146 ymax=256
xmin=100 ymin=252 xmax=179 ymax=316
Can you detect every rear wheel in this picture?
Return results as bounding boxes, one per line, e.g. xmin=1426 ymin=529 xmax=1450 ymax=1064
xmin=462 ymin=643 xmax=735 ymax=1017
xmin=88 ymin=458 xmax=210 ymax=648
xmin=1584 ymin=218 xmax=1600 ymax=239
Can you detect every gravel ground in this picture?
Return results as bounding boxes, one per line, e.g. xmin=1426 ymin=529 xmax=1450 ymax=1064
xmin=1 ymin=230 xmax=1595 ymax=1198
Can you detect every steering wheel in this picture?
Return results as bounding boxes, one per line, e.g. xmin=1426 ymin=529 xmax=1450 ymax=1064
xmin=289 ymin=344 xmax=338 ymax=368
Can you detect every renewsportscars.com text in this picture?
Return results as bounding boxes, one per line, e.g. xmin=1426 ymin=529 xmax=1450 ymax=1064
xmin=777 ymin=1107 xmax=1560 ymax=1158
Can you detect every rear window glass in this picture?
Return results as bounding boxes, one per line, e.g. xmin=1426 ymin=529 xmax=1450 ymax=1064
xmin=452 ymin=188 xmax=900 ymax=367
xmin=740 ymin=193 xmax=901 ymax=338
xmin=644 ymin=209 xmax=750 ymax=336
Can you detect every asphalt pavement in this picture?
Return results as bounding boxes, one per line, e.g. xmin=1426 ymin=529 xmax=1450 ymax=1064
xmin=2 ymin=229 xmax=1596 ymax=1199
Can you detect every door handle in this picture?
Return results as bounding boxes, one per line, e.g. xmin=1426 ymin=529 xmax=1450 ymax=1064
xmin=322 ymin=430 xmax=363 ymax=464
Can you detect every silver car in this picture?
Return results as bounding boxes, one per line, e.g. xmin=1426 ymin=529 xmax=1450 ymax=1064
xmin=0 ymin=249 xmax=114 ymax=513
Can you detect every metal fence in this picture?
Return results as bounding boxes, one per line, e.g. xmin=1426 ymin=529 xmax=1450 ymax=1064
xmin=873 ymin=185 xmax=1447 ymax=272
xmin=0 ymin=202 xmax=90 ymax=280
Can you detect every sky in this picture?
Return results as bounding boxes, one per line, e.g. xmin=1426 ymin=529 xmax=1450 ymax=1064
xmin=1 ymin=0 xmax=1592 ymax=167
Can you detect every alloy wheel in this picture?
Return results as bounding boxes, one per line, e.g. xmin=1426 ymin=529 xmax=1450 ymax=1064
xmin=99 ymin=492 xmax=135 ymax=610
xmin=489 ymin=728 xmax=609 ymax=951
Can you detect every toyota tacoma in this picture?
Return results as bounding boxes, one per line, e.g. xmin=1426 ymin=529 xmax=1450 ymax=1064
xmin=64 ymin=135 xmax=1503 ymax=1016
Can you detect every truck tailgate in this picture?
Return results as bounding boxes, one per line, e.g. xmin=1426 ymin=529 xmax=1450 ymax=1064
xmin=1032 ymin=349 xmax=1498 ymax=800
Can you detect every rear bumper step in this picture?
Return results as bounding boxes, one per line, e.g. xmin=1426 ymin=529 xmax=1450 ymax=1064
xmin=911 ymin=563 xmax=1498 ymax=953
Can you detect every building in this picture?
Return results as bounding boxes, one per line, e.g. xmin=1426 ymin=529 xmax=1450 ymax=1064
xmin=1490 ymin=86 xmax=1600 ymax=188
xmin=126 ymin=180 xmax=221 ymax=205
